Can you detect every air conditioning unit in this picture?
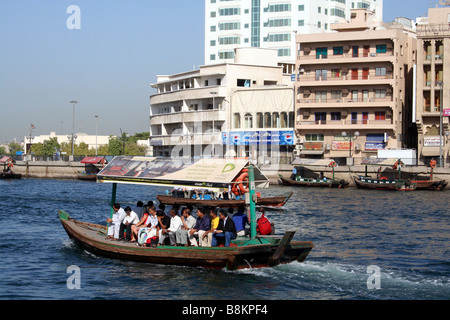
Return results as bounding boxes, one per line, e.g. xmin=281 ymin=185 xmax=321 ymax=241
xmin=297 ymin=138 xmax=304 ymax=144
xmin=355 ymin=144 xmax=361 ymax=151
xmin=293 ymin=150 xmax=301 ymax=156
xmin=326 ymin=144 xmax=331 ymax=151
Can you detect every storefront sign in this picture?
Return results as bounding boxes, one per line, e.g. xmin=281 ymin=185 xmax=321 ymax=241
xmin=444 ymin=109 xmax=450 ymax=116
xmin=222 ymin=131 xmax=294 ymax=146
xmin=332 ymin=141 xmax=351 ymax=151
xmin=365 ymin=142 xmax=386 ymax=151
xmin=424 ymin=136 xmax=444 ymax=147
xmin=304 ymin=142 xmax=323 ymax=151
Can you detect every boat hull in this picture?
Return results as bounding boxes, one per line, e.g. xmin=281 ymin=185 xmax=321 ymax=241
xmin=77 ymin=172 xmax=97 ymax=181
xmin=156 ymin=193 xmax=293 ymax=208
xmin=0 ymin=172 xmax=22 ymax=179
xmin=59 ymin=211 xmax=313 ymax=270
xmin=353 ymin=176 xmax=416 ymax=191
xmin=279 ymin=176 xmax=348 ymax=188
xmin=412 ymin=180 xmax=448 ymax=191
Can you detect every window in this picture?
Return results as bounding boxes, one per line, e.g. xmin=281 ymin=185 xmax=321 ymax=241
xmin=331 ymin=90 xmax=342 ymax=99
xmin=256 ymin=113 xmax=264 ymax=128
xmin=362 ymin=112 xmax=369 ymax=124
xmin=363 ymin=45 xmax=370 ymax=57
xmin=219 ymin=8 xmax=240 ymax=16
xmin=244 ymin=113 xmax=253 ymax=129
xmin=352 ymin=46 xmax=359 ymax=57
xmin=352 ymin=90 xmax=358 ymax=101
xmin=331 ymin=69 xmax=341 ymax=78
xmin=376 ymin=67 xmax=387 ymax=76
xmin=315 ymin=91 xmax=327 ymax=103
xmin=362 ymin=90 xmax=369 ymax=102
xmin=333 ymin=46 xmax=343 ymax=55
xmin=298 ymin=5 xmax=304 ymax=11
xmin=375 ymin=112 xmax=386 ymax=121
xmin=272 ymin=112 xmax=280 ymax=128
xmin=351 ymin=112 xmax=358 ymax=124
xmin=306 ymin=133 xmax=324 ymax=141
xmin=315 ymin=112 xmax=327 ymax=124
xmin=264 ymin=112 xmax=272 ymax=128
xmin=376 ymin=45 xmax=387 ymax=53
xmin=316 ymin=47 xmax=328 ymax=59
xmin=237 ymin=79 xmax=251 ymax=87
xmin=375 ymin=89 xmax=386 ymax=99
xmin=351 ymin=68 xmax=359 ymax=80
xmin=298 ymin=20 xmax=304 ymax=26
xmin=316 ymin=69 xmax=327 ymax=81
xmin=331 ymin=112 xmax=341 ymax=121
xmin=281 ymin=112 xmax=288 ymax=128
xmin=233 ymin=113 xmax=241 ymax=129
xmin=362 ymin=68 xmax=369 ymax=80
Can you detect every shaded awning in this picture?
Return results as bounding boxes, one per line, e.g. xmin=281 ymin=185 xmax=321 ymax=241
xmin=422 ymin=147 xmax=440 ymax=157
xmin=361 ymin=158 xmax=403 ymax=166
xmin=0 ymin=156 xmax=15 ymax=164
xmin=81 ymin=157 xmax=107 ymax=164
xmin=97 ymin=156 xmax=269 ymax=190
xmin=292 ymin=158 xmax=337 ymax=166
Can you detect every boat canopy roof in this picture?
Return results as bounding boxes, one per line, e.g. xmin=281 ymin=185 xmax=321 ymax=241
xmin=0 ymin=156 xmax=15 ymax=164
xmin=80 ymin=157 xmax=106 ymax=164
xmin=292 ymin=158 xmax=337 ymax=167
xmin=97 ymin=156 xmax=269 ymax=190
xmin=361 ymin=158 xmax=403 ymax=166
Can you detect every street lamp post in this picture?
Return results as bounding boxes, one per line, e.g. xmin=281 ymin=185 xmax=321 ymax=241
xmin=69 ymin=100 xmax=78 ymax=158
xmin=342 ymin=131 xmax=360 ymax=166
xmin=95 ymin=115 xmax=99 ymax=156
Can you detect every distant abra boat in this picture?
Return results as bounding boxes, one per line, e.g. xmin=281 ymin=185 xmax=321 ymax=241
xmin=77 ymin=157 xmax=107 ymax=181
xmin=0 ymin=156 xmax=22 ymax=180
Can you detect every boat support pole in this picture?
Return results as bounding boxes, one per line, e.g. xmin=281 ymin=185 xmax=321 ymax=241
xmin=107 ymin=183 xmax=117 ymax=230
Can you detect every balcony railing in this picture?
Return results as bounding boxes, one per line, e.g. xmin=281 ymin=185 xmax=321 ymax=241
xmin=298 ymin=97 xmax=393 ymax=104
xmin=297 ymin=119 xmax=392 ymax=127
xmin=298 ymin=73 xmax=394 ymax=82
xmin=298 ymin=52 xmax=394 ymax=61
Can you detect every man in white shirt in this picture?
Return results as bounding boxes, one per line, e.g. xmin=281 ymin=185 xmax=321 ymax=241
xmin=119 ymin=207 xmax=140 ymax=241
xmin=175 ymin=207 xmax=197 ymax=246
xmin=106 ymin=203 xmax=127 ymax=240
xmin=158 ymin=206 xmax=182 ymax=246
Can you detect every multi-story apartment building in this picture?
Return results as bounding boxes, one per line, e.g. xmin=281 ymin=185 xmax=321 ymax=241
xmin=415 ymin=7 xmax=450 ymax=167
xmin=205 ymin=0 xmax=383 ymax=71
xmin=295 ymin=9 xmax=416 ymax=165
xmin=150 ymin=48 xmax=295 ymax=164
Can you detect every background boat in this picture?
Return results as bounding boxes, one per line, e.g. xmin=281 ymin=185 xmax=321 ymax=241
xmin=0 ymin=156 xmax=22 ymax=180
xmin=77 ymin=157 xmax=107 ymax=181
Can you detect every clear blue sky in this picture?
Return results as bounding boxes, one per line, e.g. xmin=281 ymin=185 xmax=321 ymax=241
xmin=0 ymin=0 xmax=443 ymax=143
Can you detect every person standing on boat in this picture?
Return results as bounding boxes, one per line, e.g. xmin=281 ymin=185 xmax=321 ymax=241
xmin=232 ymin=206 xmax=250 ymax=237
xmin=175 ymin=207 xmax=196 ymax=246
xmin=106 ymin=203 xmax=126 ymax=240
xmin=211 ymin=210 xmax=237 ymax=247
xmin=189 ymin=207 xmax=211 ymax=247
xmin=119 ymin=207 xmax=140 ymax=241
xmin=158 ymin=206 xmax=182 ymax=246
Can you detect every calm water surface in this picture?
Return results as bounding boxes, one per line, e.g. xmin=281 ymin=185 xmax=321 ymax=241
xmin=0 ymin=178 xmax=448 ymax=300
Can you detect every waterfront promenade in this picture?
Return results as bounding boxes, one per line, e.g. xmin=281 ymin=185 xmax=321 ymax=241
xmin=9 ymin=159 xmax=450 ymax=188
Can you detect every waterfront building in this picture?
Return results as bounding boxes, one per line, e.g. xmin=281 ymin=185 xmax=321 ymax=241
xmin=205 ymin=0 xmax=383 ymax=73
xmin=23 ymin=131 xmax=112 ymax=154
xmin=295 ymin=8 xmax=417 ymax=165
xmin=149 ymin=48 xmax=295 ymax=164
xmin=415 ymin=7 xmax=450 ymax=167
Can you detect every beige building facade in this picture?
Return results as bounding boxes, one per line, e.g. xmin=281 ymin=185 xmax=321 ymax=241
xmin=295 ymin=9 xmax=416 ymax=165
xmin=415 ymin=7 xmax=450 ymax=167
xmin=150 ymin=48 xmax=295 ymax=164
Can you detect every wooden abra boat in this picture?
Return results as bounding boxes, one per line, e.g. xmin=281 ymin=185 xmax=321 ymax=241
xmin=280 ymin=159 xmax=349 ymax=188
xmin=410 ymin=160 xmax=448 ymax=191
xmin=77 ymin=157 xmax=107 ymax=181
xmin=59 ymin=210 xmax=313 ymax=270
xmin=59 ymin=157 xmax=314 ymax=270
xmin=156 ymin=192 xmax=293 ymax=208
xmin=354 ymin=158 xmax=416 ymax=191
xmin=0 ymin=156 xmax=22 ymax=180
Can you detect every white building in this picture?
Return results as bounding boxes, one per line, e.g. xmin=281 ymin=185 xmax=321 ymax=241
xmin=149 ymin=48 xmax=296 ymax=164
xmin=24 ymin=132 xmax=113 ymax=154
xmin=205 ymin=0 xmax=383 ymax=71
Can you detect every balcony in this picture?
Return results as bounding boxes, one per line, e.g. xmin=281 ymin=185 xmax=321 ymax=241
xmin=150 ymin=109 xmax=227 ymax=126
xmin=298 ymin=52 xmax=395 ymax=64
xmin=296 ymin=119 xmax=394 ymax=130
xmin=150 ymin=133 xmax=223 ymax=147
xmin=298 ymin=97 xmax=393 ymax=108
xmin=297 ymin=73 xmax=394 ymax=87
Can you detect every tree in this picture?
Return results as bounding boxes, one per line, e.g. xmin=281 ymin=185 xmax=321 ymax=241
xmin=0 ymin=146 xmax=7 ymax=155
xmin=108 ymin=136 xmax=123 ymax=156
xmin=8 ymin=141 xmax=23 ymax=155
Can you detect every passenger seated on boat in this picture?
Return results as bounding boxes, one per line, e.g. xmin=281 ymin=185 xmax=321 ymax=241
xmin=175 ymin=207 xmax=197 ymax=246
xmin=189 ymin=207 xmax=211 ymax=247
xmin=119 ymin=207 xmax=140 ymax=241
xmin=232 ymin=206 xmax=250 ymax=237
xmin=137 ymin=206 xmax=159 ymax=247
xmin=106 ymin=203 xmax=126 ymax=240
xmin=211 ymin=210 xmax=237 ymax=247
xmin=134 ymin=201 xmax=144 ymax=220
xmin=158 ymin=206 xmax=182 ymax=246
xmin=131 ymin=204 xmax=153 ymax=242
xmin=156 ymin=203 xmax=166 ymax=217
xmin=255 ymin=208 xmax=274 ymax=236
xmin=200 ymin=207 xmax=219 ymax=247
